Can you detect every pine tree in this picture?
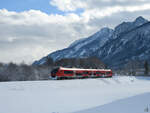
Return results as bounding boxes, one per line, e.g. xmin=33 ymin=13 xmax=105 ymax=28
xmin=45 ymin=57 xmax=54 ymax=66
xmin=144 ymin=60 xmax=149 ymax=75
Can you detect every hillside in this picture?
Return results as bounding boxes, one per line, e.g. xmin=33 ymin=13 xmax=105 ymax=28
xmin=33 ymin=16 xmax=150 ymax=68
xmin=33 ymin=27 xmax=113 ymax=65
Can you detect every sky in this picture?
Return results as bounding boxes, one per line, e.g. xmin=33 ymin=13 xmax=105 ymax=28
xmin=0 ymin=0 xmax=150 ymax=64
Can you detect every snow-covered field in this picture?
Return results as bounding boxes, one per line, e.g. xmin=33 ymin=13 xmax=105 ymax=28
xmin=0 ymin=76 xmax=150 ymax=113
xmin=75 ymin=92 xmax=150 ymax=113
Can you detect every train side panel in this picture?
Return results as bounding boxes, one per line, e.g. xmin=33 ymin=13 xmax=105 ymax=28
xmin=50 ymin=67 xmax=113 ymax=79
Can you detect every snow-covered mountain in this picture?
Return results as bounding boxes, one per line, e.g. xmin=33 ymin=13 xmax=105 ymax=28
xmin=112 ymin=16 xmax=148 ymax=39
xmin=33 ymin=27 xmax=114 ymax=65
xmin=33 ymin=16 xmax=150 ymax=68
xmin=94 ymin=18 xmax=150 ymax=68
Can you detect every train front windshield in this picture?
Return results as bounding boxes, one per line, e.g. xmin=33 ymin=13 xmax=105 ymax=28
xmin=51 ymin=68 xmax=59 ymax=75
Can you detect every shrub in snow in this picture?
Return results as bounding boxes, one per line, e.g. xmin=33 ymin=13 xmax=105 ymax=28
xmin=144 ymin=106 xmax=149 ymax=112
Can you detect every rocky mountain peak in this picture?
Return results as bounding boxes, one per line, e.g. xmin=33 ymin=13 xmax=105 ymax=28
xmin=100 ymin=27 xmax=113 ymax=33
xmin=113 ymin=16 xmax=149 ymax=39
xmin=134 ymin=16 xmax=148 ymax=26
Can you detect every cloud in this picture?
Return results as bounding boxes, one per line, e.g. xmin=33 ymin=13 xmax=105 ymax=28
xmin=0 ymin=9 xmax=90 ymax=63
xmin=50 ymin=0 xmax=150 ymax=12
xmin=50 ymin=0 xmax=86 ymax=12
xmin=1 ymin=0 xmax=150 ymax=63
xmin=81 ymin=3 xmax=150 ymax=22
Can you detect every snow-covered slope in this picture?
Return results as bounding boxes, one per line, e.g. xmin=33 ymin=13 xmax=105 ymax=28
xmin=0 ymin=76 xmax=150 ymax=113
xmin=49 ymin=27 xmax=113 ymax=61
xmin=74 ymin=92 xmax=150 ymax=113
xmin=112 ymin=16 xmax=148 ymax=39
xmin=95 ymin=22 xmax=150 ymax=68
xmin=33 ymin=27 xmax=113 ymax=64
xmin=69 ymin=38 xmax=87 ymax=48
xmin=33 ymin=16 xmax=150 ymax=68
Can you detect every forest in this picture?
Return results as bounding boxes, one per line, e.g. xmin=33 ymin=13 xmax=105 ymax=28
xmin=0 ymin=57 xmax=149 ymax=81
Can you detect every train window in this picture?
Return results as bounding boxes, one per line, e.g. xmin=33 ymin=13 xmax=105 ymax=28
xmin=64 ymin=70 xmax=73 ymax=74
xmin=83 ymin=71 xmax=89 ymax=74
xmin=75 ymin=72 xmax=82 ymax=75
xmin=51 ymin=68 xmax=59 ymax=74
xmin=96 ymin=72 xmax=99 ymax=74
xmin=106 ymin=72 xmax=111 ymax=74
xmin=96 ymin=72 xmax=103 ymax=74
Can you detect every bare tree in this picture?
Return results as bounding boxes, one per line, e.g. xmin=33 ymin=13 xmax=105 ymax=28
xmin=144 ymin=60 xmax=149 ymax=75
xmin=123 ymin=60 xmax=141 ymax=76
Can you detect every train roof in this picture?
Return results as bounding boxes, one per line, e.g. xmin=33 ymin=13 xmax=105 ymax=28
xmin=59 ymin=67 xmax=112 ymax=71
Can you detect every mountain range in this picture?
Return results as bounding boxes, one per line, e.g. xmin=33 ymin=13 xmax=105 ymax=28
xmin=33 ymin=16 xmax=150 ymax=69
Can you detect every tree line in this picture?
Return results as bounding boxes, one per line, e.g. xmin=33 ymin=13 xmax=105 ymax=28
xmin=0 ymin=57 xmax=149 ymax=82
xmin=115 ymin=60 xmax=149 ymax=76
xmin=0 ymin=57 xmax=106 ymax=82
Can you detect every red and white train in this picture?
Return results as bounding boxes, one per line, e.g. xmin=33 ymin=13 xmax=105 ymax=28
xmin=50 ymin=67 xmax=113 ymax=80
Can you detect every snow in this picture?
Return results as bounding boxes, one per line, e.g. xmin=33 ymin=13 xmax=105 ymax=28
xmin=0 ymin=76 xmax=150 ymax=113
xmin=79 ymin=50 xmax=86 ymax=56
xmin=74 ymin=92 xmax=150 ymax=113
xmin=107 ymin=45 xmax=113 ymax=55
xmin=69 ymin=38 xmax=86 ymax=48
xmin=72 ymin=28 xmax=113 ymax=52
